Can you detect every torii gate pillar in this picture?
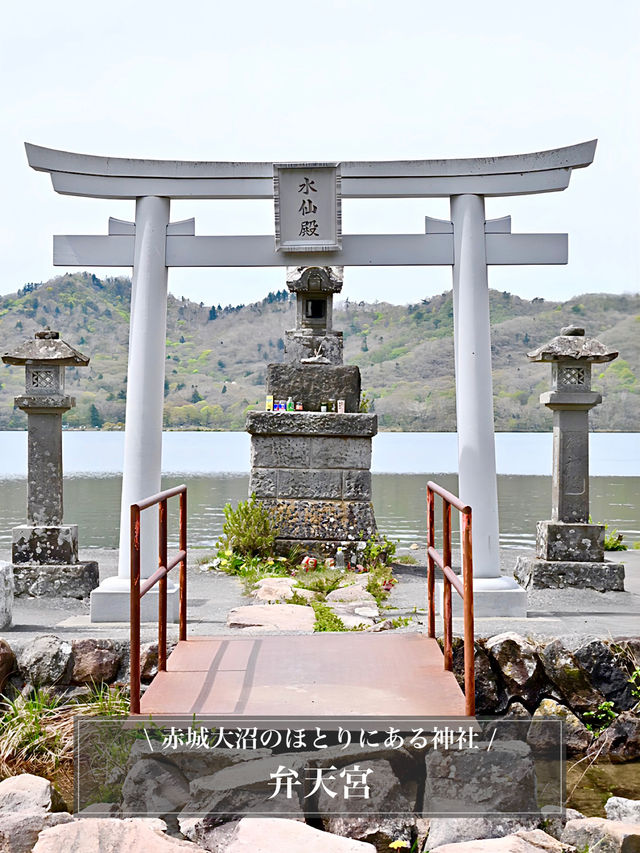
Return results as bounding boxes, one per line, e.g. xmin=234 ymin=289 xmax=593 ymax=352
xmin=90 ymin=196 xmax=180 ymax=622
xmin=450 ymin=194 xmax=527 ymax=615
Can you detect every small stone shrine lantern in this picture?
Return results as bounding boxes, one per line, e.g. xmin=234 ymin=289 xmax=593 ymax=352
xmin=2 ymin=329 xmax=99 ymax=598
xmin=514 ymin=325 xmax=624 ymax=591
xmin=284 ymin=266 xmax=344 ymax=364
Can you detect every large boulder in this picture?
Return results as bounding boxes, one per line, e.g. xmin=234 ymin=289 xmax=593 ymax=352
xmin=121 ymin=758 xmax=190 ymax=817
xmin=571 ymin=638 xmax=635 ymax=710
xmin=540 ymin=639 xmax=605 ymax=712
xmin=17 ymin=635 xmax=72 ymax=685
xmin=606 ymin=797 xmax=640 ymax=823
xmin=0 ymin=812 xmax=73 ymax=853
xmin=562 ymin=817 xmax=640 ymax=853
xmin=431 ymin=829 xmax=574 ymax=852
xmin=588 ymin=711 xmax=640 ymax=761
xmin=454 ymin=643 xmax=506 ymax=714
xmin=0 ymin=774 xmax=66 ymax=814
xmin=426 ymin=818 xmax=539 ymax=849
xmin=483 ymin=633 xmax=548 ymax=708
xmin=0 ymin=775 xmax=72 ymax=853
xmin=32 ymin=818 xmax=208 ymax=852
xmin=190 ymin=817 xmax=377 ymax=852
xmin=527 ymin=698 xmax=593 ymax=757
xmin=0 ymin=640 xmax=15 ymax=692
xmin=71 ymin=639 xmax=121 ymax=684
xmin=315 ymin=759 xmax=415 ymax=851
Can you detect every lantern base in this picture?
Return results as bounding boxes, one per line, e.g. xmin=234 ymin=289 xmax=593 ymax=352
xmin=514 ymin=556 xmax=624 ymax=592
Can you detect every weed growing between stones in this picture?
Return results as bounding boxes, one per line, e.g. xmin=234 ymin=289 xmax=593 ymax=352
xmin=310 ymin=601 xmax=366 ymax=632
xmin=0 ymin=684 xmax=129 ymax=779
xmin=583 ymin=701 xmax=617 ymax=735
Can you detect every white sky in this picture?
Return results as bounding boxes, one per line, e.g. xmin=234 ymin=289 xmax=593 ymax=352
xmin=2 ymin=0 xmax=638 ymax=306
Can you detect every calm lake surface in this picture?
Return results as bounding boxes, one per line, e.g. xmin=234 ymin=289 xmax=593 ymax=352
xmin=0 ymin=431 xmax=638 ymax=550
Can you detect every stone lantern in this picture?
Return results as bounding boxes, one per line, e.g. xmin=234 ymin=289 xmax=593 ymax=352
xmin=514 ymin=325 xmax=625 ymax=591
xmin=2 ymin=329 xmax=99 ymax=597
xmin=284 ymin=266 xmax=344 ymax=365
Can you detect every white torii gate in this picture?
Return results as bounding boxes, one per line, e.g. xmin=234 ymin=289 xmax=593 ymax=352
xmin=25 ymin=140 xmax=596 ymax=622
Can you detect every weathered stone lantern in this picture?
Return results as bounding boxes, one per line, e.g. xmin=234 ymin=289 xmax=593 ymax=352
xmin=284 ymin=266 xmax=344 ymax=364
xmin=2 ymin=329 xmax=99 ymax=597
xmin=514 ymin=325 xmax=625 ymax=591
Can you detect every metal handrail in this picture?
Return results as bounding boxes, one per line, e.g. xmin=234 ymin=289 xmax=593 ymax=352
xmin=130 ymin=484 xmax=187 ymax=714
xmin=427 ymin=480 xmax=475 ymax=716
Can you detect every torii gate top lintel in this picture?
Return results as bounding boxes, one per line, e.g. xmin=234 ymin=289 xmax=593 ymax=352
xmin=25 ymin=140 xmax=596 ymax=200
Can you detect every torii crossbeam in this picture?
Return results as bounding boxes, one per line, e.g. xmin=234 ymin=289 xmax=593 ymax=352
xmin=26 ymin=140 xmax=596 ymax=622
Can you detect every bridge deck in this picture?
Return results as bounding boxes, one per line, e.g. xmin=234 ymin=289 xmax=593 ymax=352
xmin=140 ymin=632 xmax=467 ymax=717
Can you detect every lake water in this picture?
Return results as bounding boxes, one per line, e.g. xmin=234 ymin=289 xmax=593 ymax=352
xmin=0 ymin=431 xmax=638 ymax=550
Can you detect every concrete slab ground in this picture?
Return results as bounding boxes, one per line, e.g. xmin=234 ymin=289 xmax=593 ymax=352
xmin=0 ymin=546 xmax=638 ymax=643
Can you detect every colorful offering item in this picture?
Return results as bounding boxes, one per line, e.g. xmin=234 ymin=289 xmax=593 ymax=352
xmin=265 ymin=395 xmax=274 ymax=411
xmin=325 ymin=558 xmax=336 ymax=568
xmin=337 ymin=399 xmax=345 ymax=413
xmin=295 ymin=401 xmax=304 ymax=411
xmin=301 ymin=555 xmax=318 ymax=571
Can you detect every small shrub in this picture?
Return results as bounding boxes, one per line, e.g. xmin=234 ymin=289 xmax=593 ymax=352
xmin=218 ymin=494 xmax=277 ymax=557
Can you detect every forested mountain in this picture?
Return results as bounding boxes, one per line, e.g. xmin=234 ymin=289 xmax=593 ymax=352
xmin=0 ymin=273 xmax=638 ymax=431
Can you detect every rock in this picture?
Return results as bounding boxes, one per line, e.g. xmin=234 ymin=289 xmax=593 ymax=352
xmin=0 ymin=774 xmax=66 ymax=813
xmin=315 ymin=759 xmax=414 ymax=850
xmin=572 ymin=638 xmax=635 ymax=710
xmin=32 ymin=818 xmax=208 ymax=852
xmin=424 ymin=740 xmax=537 ymax=814
xmin=513 ymin=556 xmax=624 ymax=592
xmin=0 ymin=562 xmax=13 ymax=629
xmin=540 ymin=639 xmax=605 ymax=712
xmin=431 ymin=829 xmax=575 ymax=852
xmin=454 ymin=642 xmax=505 ymax=714
xmin=0 ymin=639 xmax=15 ymax=692
xmin=12 ymin=561 xmax=99 ymax=599
xmin=325 ymin=603 xmax=377 ymax=629
xmin=528 ymin=698 xmax=593 ymax=757
xmin=538 ymin=807 xmax=585 ymax=841
xmin=588 ymin=711 xmax=640 ymax=761
xmin=121 ymin=758 xmax=190 ymax=817
xmin=0 ymin=811 xmax=73 ymax=853
xmin=251 ymin=578 xmax=315 ymax=603
xmin=140 ymin=641 xmax=176 ymax=681
xmin=191 ymin=817 xmax=377 ymax=852
xmin=562 ymin=817 xmax=640 ymax=853
xmin=427 ymin=819 xmax=543 ymax=850
xmin=484 ymin=633 xmax=547 ymax=706
xmin=75 ymin=803 xmax=120 ymax=816
xmin=410 ymin=543 xmax=420 ymax=550
xmin=606 ymin=797 xmax=640 ymax=823
xmin=326 ymin=585 xmax=377 ymax=605
xmin=180 ymin=753 xmax=307 ymax=823
xmin=71 ymin=639 xmax=120 ymax=684
xmin=370 ymin=619 xmax=394 ymax=632
xmin=227 ymin=604 xmax=316 ymax=631
xmin=17 ymin=635 xmax=72 ymax=685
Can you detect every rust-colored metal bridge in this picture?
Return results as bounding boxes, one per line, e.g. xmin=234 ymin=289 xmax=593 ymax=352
xmin=131 ymin=483 xmax=475 ymax=719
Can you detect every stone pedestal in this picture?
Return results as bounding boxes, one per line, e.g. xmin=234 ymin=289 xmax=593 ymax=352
xmin=0 ymin=562 xmax=13 ymax=629
xmin=436 ymin=576 xmax=528 ymax=618
xmin=247 ymin=411 xmax=377 ymax=558
xmin=13 ymin=561 xmax=99 ymax=599
xmin=90 ymin=577 xmax=179 ymax=623
xmin=514 ymin=556 xmax=624 ymax=592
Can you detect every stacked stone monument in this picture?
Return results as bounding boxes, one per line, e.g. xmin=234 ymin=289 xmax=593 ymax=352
xmin=246 ymin=267 xmax=377 ymax=558
xmin=514 ymin=325 xmax=625 ymax=592
xmin=2 ymin=330 xmax=99 ymax=598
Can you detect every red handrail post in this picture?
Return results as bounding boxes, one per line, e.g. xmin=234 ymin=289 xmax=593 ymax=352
xmin=426 ymin=486 xmax=436 ymax=638
xmin=179 ymin=489 xmax=187 ymax=642
xmin=130 ymin=504 xmax=141 ymax=715
xmin=442 ymin=497 xmax=453 ymax=671
xmin=462 ymin=511 xmax=475 ymax=716
xmin=158 ymin=499 xmax=168 ymax=673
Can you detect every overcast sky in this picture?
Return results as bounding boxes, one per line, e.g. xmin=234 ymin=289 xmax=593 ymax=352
xmin=2 ymin=0 xmax=638 ymax=306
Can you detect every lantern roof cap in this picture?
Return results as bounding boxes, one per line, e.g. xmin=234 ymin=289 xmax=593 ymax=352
xmin=527 ymin=326 xmax=618 ymax=363
xmin=286 ymin=266 xmax=344 ymax=294
xmin=2 ymin=328 xmax=90 ymax=366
